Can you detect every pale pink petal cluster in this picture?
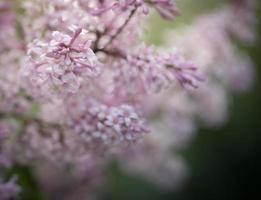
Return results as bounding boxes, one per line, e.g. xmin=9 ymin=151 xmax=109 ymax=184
xmin=0 ymin=177 xmax=20 ymax=200
xmin=80 ymin=0 xmax=179 ymax=19
xmin=67 ymin=100 xmax=149 ymax=145
xmin=0 ymin=0 xmax=257 ymax=198
xmin=112 ymin=46 xmax=202 ymax=96
xmin=0 ymin=124 xmax=20 ymax=200
xmin=26 ymin=28 xmax=100 ymax=95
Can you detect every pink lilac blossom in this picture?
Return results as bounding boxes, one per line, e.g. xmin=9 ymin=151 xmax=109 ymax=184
xmin=0 ymin=177 xmax=21 ymax=200
xmin=153 ymin=0 xmax=257 ymax=149
xmin=26 ymin=28 xmax=100 ymax=96
xmin=112 ymin=46 xmax=203 ymax=99
xmin=67 ymin=100 xmax=149 ymax=145
xmin=173 ymin=6 xmax=254 ymax=89
xmin=121 ymin=141 xmax=188 ymax=188
xmin=36 ymin=162 xmax=103 ymax=200
xmin=166 ymin=2 xmax=256 ymax=92
xmin=79 ymin=0 xmax=179 ymax=19
xmin=0 ymin=124 xmax=20 ymax=200
xmin=116 ymin=0 xmax=256 ymax=186
xmin=0 ymin=2 xmax=14 ymax=29
xmin=0 ymin=123 xmax=11 ymax=168
xmin=0 ymin=2 xmax=21 ymax=53
xmin=0 ymin=0 xmax=257 ymax=198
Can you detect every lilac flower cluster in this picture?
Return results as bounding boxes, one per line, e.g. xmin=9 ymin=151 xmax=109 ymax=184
xmin=0 ymin=124 xmax=20 ymax=200
xmin=67 ymin=100 xmax=149 ymax=145
xmin=0 ymin=0 xmax=257 ymax=198
xmin=118 ymin=0 xmax=257 ymax=186
xmin=0 ymin=177 xmax=20 ymax=200
xmin=26 ymin=28 xmax=100 ymax=95
xmin=80 ymin=0 xmax=179 ymax=19
xmin=113 ymin=46 xmax=203 ymax=96
xmin=164 ymin=0 xmax=256 ymax=128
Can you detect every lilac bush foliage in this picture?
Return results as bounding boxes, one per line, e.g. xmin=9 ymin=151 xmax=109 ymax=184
xmin=0 ymin=0 xmax=257 ymax=199
xmin=0 ymin=123 xmax=20 ymax=200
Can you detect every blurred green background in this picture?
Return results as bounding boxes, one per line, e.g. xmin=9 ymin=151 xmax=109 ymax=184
xmin=102 ymin=1 xmax=261 ymax=200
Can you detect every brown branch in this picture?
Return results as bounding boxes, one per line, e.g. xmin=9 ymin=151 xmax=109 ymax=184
xmin=94 ymin=48 xmax=126 ymax=59
xmin=102 ymin=7 xmax=137 ymax=49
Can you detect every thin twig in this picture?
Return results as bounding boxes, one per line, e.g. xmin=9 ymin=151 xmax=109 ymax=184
xmin=95 ymin=48 xmax=126 ymax=59
xmin=102 ymin=7 xmax=137 ymax=49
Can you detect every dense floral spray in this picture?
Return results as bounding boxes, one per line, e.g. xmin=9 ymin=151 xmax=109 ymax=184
xmin=0 ymin=0 xmax=257 ymax=199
